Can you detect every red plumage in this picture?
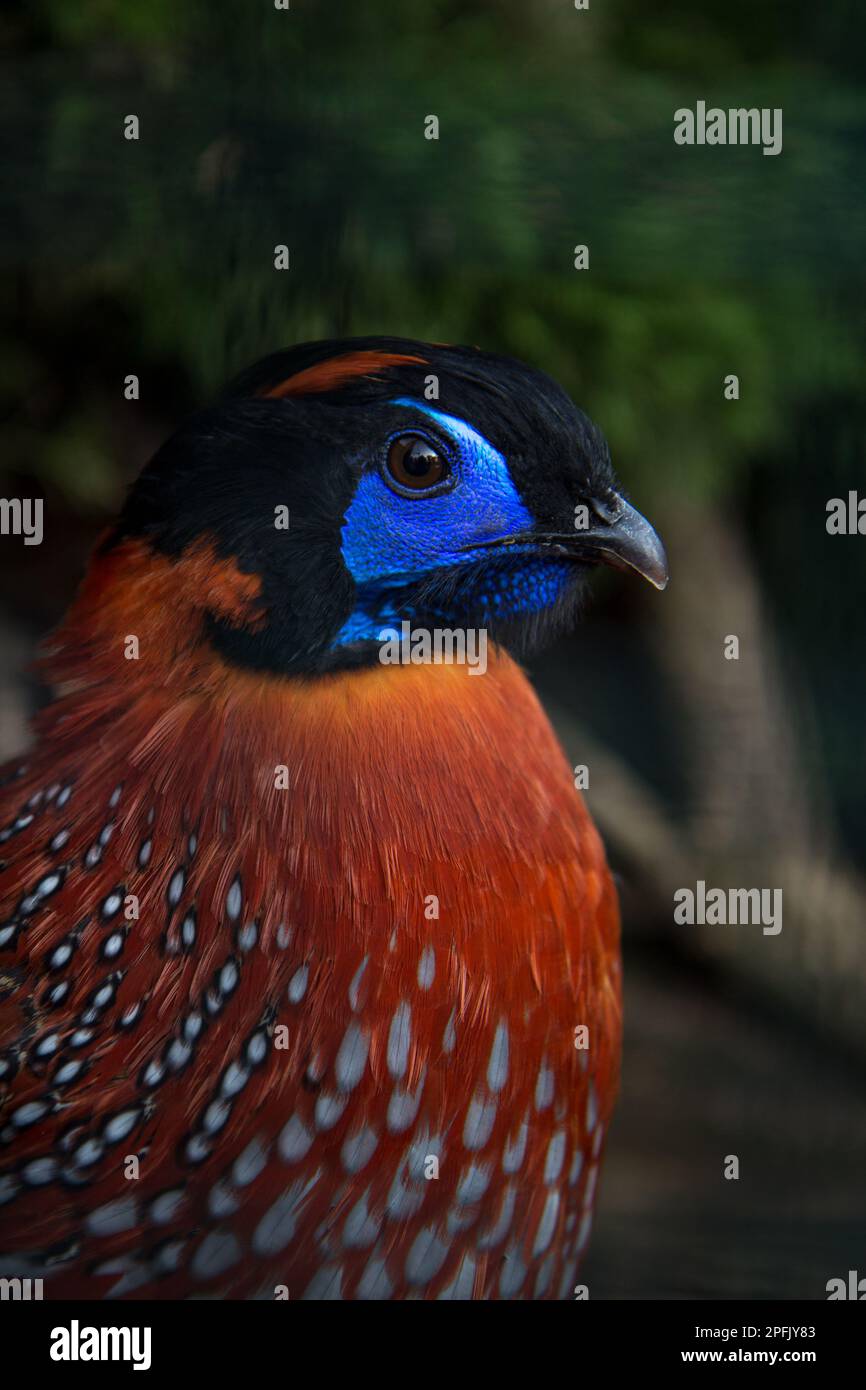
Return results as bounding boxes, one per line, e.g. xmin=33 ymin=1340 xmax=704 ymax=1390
xmin=0 ymin=527 xmax=621 ymax=1300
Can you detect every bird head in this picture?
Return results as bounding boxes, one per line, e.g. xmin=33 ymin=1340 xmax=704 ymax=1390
xmin=106 ymin=337 xmax=667 ymax=677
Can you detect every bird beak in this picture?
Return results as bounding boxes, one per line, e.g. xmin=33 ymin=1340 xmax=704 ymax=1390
xmin=565 ymin=493 xmax=669 ymax=591
xmin=467 ymin=493 xmax=669 ymax=591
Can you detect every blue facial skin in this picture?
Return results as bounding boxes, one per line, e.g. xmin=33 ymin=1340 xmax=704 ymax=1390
xmin=334 ymin=400 xmax=574 ymax=646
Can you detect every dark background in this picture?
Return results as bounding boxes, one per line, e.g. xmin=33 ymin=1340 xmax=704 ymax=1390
xmin=1 ymin=0 xmax=864 ymax=1297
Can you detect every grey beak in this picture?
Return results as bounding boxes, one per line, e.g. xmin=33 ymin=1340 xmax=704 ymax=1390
xmin=572 ymin=493 xmax=669 ymax=590
xmin=465 ymin=491 xmax=669 ymax=591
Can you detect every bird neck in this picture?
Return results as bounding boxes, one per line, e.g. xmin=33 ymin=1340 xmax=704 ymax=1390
xmin=33 ymin=538 xmax=587 ymax=869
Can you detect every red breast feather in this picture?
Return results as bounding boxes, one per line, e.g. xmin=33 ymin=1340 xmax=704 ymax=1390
xmin=0 ymin=539 xmax=620 ymax=1299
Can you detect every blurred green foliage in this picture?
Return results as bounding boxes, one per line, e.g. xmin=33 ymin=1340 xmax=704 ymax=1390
xmin=2 ymin=0 xmax=864 ymax=508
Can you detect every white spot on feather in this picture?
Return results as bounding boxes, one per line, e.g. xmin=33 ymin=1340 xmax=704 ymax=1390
xmin=278 ymin=1114 xmax=315 ymax=1164
xmin=463 ymin=1092 xmax=496 ymax=1151
xmin=192 ymin=1229 xmax=241 ymax=1280
xmin=405 ymin=1226 xmax=449 ymax=1286
xmin=487 ymin=1018 xmax=509 ymax=1093
xmin=87 ymin=1195 xmax=139 ymax=1236
xmin=387 ymin=1002 xmax=412 ymax=1079
xmin=335 ymin=1022 xmax=370 ymax=1093
xmin=417 ymin=946 xmax=435 ymax=990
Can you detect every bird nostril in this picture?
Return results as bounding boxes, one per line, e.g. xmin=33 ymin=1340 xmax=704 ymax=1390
xmin=588 ymin=494 xmax=621 ymax=525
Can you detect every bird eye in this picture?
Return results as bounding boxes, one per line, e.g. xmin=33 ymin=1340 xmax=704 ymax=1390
xmin=384 ymin=435 xmax=449 ymax=494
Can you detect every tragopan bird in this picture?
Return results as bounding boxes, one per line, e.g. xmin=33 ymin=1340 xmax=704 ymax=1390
xmin=0 ymin=338 xmax=667 ymax=1299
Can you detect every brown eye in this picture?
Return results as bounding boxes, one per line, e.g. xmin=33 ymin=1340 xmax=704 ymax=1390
xmin=385 ymin=435 xmax=449 ymax=493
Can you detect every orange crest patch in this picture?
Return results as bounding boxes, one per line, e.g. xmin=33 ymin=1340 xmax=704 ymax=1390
xmin=259 ymin=349 xmax=427 ymax=399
